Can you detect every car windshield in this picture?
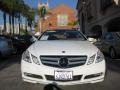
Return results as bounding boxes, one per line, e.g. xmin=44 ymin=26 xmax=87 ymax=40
xmin=39 ymin=30 xmax=86 ymax=41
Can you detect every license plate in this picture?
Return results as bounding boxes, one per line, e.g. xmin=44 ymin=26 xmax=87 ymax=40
xmin=54 ymin=70 xmax=73 ymax=80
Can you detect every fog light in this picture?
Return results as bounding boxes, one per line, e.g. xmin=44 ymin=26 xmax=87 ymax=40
xmin=84 ymin=73 xmax=103 ymax=79
xmin=24 ymin=72 xmax=43 ymax=79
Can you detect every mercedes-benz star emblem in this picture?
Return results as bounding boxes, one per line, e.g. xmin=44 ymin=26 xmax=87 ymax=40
xmin=59 ymin=57 xmax=68 ymax=67
xmin=62 ymin=51 xmax=66 ymax=53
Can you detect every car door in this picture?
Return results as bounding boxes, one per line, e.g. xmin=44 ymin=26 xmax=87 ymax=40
xmin=101 ymin=33 xmax=114 ymax=53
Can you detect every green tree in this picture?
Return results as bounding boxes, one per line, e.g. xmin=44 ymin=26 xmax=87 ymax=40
xmin=0 ymin=0 xmax=34 ymax=35
xmin=27 ymin=8 xmax=36 ymax=29
xmin=6 ymin=0 xmax=17 ymax=35
xmin=0 ymin=0 xmax=8 ymax=34
xmin=21 ymin=4 xmax=35 ymax=34
xmin=37 ymin=6 xmax=47 ymax=33
xmin=0 ymin=0 xmax=25 ymax=35
xmin=14 ymin=0 xmax=24 ymax=35
xmin=68 ymin=21 xmax=78 ymax=26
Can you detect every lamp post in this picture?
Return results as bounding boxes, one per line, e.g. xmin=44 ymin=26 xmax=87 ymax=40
xmin=38 ymin=6 xmax=46 ymax=35
xmin=81 ymin=0 xmax=86 ymax=34
xmin=82 ymin=0 xmax=86 ymax=15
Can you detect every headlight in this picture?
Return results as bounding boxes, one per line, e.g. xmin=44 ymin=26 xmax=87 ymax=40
xmin=22 ymin=50 xmax=31 ymax=63
xmin=31 ymin=54 xmax=40 ymax=65
xmin=87 ymin=54 xmax=96 ymax=65
xmin=96 ymin=51 xmax=104 ymax=63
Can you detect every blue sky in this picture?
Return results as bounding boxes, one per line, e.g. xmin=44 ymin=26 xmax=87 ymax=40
xmin=24 ymin=0 xmax=77 ymax=9
xmin=0 ymin=0 xmax=77 ymax=24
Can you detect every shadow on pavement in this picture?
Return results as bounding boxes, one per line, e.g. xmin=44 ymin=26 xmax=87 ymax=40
xmin=0 ymin=55 xmax=21 ymax=70
xmin=44 ymin=84 xmax=63 ymax=90
xmin=105 ymin=55 xmax=120 ymax=73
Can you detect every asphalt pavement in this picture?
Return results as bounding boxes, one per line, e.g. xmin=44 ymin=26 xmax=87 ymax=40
xmin=0 ymin=55 xmax=120 ymax=90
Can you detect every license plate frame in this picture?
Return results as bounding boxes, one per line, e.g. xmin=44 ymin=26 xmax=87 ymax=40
xmin=54 ymin=70 xmax=73 ymax=80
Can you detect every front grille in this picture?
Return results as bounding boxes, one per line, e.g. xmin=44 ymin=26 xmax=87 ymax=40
xmin=40 ymin=56 xmax=87 ymax=68
xmin=45 ymin=75 xmax=82 ymax=82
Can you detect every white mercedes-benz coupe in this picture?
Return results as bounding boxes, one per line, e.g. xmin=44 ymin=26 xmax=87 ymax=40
xmin=21 ymin=29 xmax=106 ymax=85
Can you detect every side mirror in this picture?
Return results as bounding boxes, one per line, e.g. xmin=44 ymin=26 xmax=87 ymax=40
xmin=87 ymin=37 xmax=97 ymax=43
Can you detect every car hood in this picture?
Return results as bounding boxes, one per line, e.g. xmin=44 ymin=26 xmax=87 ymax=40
xmin=28 ymin=40 xmax=98 ymax=56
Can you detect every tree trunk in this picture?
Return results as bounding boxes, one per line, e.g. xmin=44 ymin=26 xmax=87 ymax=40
xmin=3 ymin=12 xmax=6 ymax=35
xmin=9 ymin=15 xmax=12 ymax=35
xmin=28 ymin=20 xmax=32 ymax=31
xmin=25 ymin=18 xmax=28 ymax=34
xmin=18 ymin=14 xmax=21 ymax=35
xmin=12 ymin=15 xmax=14 ymax=35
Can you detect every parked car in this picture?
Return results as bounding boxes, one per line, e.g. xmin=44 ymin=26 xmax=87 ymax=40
xmin=100 ymin=32 xmax=120 ymax=59
xmin=15 ymin=35 xmax=33 ymax=46
xmin=10 ymin=35 xmax=33 ymax=54
xmin=11 ymin=36 xmax=28 ymax=54
xmin=0 ymin=36 xmax=15 ymax=57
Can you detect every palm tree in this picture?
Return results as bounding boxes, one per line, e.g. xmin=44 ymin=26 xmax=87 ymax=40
xmin=0 ymin=0 xmax=8 ymax=34
xmin=0 ymin=0 xmax=34 ymax=35
xmin=21 ymin=4 xmax=30 ymax=33
xmin=21 ymin=4 xmax=35 ymax=34
xmin=6 ymin=0 xmax=16 ymax=35
xmin=16 ymin=0 xmax=24 ymax=35
xmin=27 ymin=8 xmax=36 ymax=29
xmin=0 ymin=0 xmax=19 ymax=35
xmin=38 ymin=6 xmax=47 ymax=33
xmin=11 ymin=0 xmax=18 ymax=35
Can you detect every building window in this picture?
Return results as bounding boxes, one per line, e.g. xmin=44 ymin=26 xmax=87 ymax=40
xmin=86 ymin=2 xmax=93 ymax=20
xmin=100 ymin=0 xmax=113 ymax=10
xmin=57 ymin=14 xmax=68 ymax=26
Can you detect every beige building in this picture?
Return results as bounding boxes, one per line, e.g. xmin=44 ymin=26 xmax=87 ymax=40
xmin=37 ymin=1 xmax=77 ymax=33
xmin=76 ymin=0 xmax=120 ymax=36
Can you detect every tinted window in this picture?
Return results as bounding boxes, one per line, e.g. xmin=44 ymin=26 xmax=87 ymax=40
xmin=104 ymin=33 xmax=114 ymax=40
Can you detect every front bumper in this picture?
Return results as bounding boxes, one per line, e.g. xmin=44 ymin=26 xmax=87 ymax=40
xmin=21 ymin=60 xmax=106 ymax=85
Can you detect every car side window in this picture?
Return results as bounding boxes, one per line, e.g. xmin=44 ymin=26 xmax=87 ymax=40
xmin=104 ymin=33 xmax=114 ymax=40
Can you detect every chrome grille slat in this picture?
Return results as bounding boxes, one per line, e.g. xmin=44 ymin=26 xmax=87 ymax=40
xmin=68 ymin=57 xmax=87 ymax=61
xmin=40 ymin=56 xmax=87 ymax=68
xmin=42 ymin=61 xmax=58 ymax=65
xmin=69 ymin=61 xmax=86 ymax=65
xmin=41 ymin=57 xmax=60 ymax=60
xmin=41 ymin=59 xmax=58 ymax=62
xmin=69 ymin=60 xmax=85 ymax=62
